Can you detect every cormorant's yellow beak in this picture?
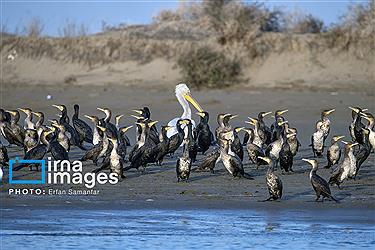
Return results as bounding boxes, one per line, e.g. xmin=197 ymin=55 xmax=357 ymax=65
xmin=97 ymin=126 xmax=106 ymax=132
xmin=302 ymin=158 xmax=313 ymax=165
xmin=348 ymin=107 xmax=360 ymax=113
xmin=131 ymin=114 xmax=143 ymax=120
xmin=333 ymin=135 xmax=345 ymax=141
xmin=165 ymin=126 xmax=173 ymax=131
xmin=245 ymin=120 xmax=255 ymax=126
xmin=362 ymin=108 xmax=368 ymax=112
xmin=325 ymin=109 xmax=335 ymax=115
xmin=258 ymin=156 xmax=271 ymax=164
xmin=132 ymin=109 xmax=143 ymax=115
xmin=121 ymin=125 xmax=133 ymax=133
xmin=97 ymin=107 xmax=106 ymax=112
xmin=18 ymin=108 xmax=27 ymax=113
xmin=262 ymin=111 xmax=272 ymax=117
xmin=135 ymin=122 xmax=146 ymax=128
xmin=229 ymin=114 xmax=238 ymax=120
xmin=179 ymin=119 xmax=190 ymax=125
xmin=84 ymin=115 xmax=95 ymax=121
xmin=184 ymin=93 xmax=203 ymax=112
xmin=277 ymin=109 xmax=288 ymax=115
xmin=148 ymin=121 xmax=158 ymax=127
xmin=52 ymin=105 xmax=64 ymax=111
xmin=32 ymin=112 xmax=41 ymax=117
xmin=248 ymin=117 xmax=258 ymax=124
xmin=5 ymin=110 xmax=16 ymax=116
xmin=235 ymin=127 xmax=244 ymax=133
xmin=277 ymin=120 xmax=288 ymax=126
xmin=196 ymin=112 xmax=205 ymax=118
xmin=349 ymin=142 xmax=359 ymax=148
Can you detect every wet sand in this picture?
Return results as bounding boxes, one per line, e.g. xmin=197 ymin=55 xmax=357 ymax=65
xmin=0 ymin=84 xmax=374 ymax=210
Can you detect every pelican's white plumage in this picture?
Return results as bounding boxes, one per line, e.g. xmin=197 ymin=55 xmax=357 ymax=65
xmin=167 ymin=83 xmax=203 ymax=138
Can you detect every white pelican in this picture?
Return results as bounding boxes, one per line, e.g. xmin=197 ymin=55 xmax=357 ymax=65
xmin=167 ymin=83 xmax=203 ymax=138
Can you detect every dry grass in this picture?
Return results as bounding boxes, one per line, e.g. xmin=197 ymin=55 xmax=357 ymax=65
xmin=177 ymin=45 xmax=241 ymax=89
xmin=1 ymin=1 xmax=373 ymax=87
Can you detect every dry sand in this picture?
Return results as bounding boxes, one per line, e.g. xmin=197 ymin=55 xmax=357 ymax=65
xmin=0 ymin=84 xmax=374 ymax=210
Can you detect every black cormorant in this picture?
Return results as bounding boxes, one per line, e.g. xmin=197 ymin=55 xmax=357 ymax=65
xmin=72 ymin=104 xmax=93 ymax=144
xmin=303 ymin=158 xmax=339 ymax=203
xmin=195 ymin=111 xmax=214 ymax=154
xmin=258 ymin=156 xmax=283 ymax=201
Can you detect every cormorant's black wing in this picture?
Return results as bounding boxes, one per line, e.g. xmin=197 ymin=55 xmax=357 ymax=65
xmin=73 ymin=118 xmax=93 ymax=143
xmin=51 ymin=142 xmax=69 ymax=161
xmin=312 ymin=174 xmax=331 ymax=196
xmin=13 ymin=145 xmax=47 ymax=171
xmin=198 ymin=148 xmax=220 ymax=172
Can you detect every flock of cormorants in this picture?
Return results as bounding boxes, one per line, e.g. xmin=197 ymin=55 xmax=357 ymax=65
xmin=0 ymin=84 xmax=374 ymax=203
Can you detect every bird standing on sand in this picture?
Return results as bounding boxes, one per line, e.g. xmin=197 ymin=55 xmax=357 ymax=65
xmin=220 ymin=131 xmax=252 ymax=179
xmin=125 ymin=121 xmax=159 ymax=172
xmin=176 ymin=135 xmax=192 ymax=182
xmin=311 ymin=124 xmax=325 ymax=158
xmin=154 ymin=126 xmax=173 ymax=165
xmin=325 ymin=135 xmax=345 ymax=169
xmin=329 ymin=141 xmax=358 ymax=188
xmin=259 ymin=156 xmax=283 ymax=201
xmin=354 ymin=128 xmax=372 ymax=178
xmin=241 ymin=128 xmax=267 ymax=169
xmin=167 ymin=83 xmax=204 ymax=138
xmin=349 ymin=107 xmax=367 ymax=144
xmin=195 ymin=111 xmax=214 ymax=154
xmin=266 ymin=120 xmax=288 ymax=163
xmin=316 ymin=109 xmax=335 ymax=141
xmin=72 ymin=104 xmax=93 ymax=144
xmin=166 ymin=119 xmax=186 ymax=156
xmin=81 ymin=125 xmax=109 ymax=165
xmin=3 ymin=110 xmax=24 ymax=147
xmin=232 ymin=127 xmax=244 ymax=161
xmin=362 ymin=112 xmax=375 ymax=150
xmin=303 ymin=158 xmax=339 ymax=203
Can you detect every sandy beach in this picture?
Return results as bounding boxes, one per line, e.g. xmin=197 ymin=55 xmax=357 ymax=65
xmin=1 ymin=84 xmax=374 ymax=211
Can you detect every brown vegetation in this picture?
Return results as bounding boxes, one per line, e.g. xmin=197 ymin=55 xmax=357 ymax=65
xmin=1 ymin=1 xmax=373 ymax=89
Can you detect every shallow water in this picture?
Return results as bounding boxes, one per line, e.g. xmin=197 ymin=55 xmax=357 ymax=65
xmin=1 ymin=208 xmax=374 ymax=249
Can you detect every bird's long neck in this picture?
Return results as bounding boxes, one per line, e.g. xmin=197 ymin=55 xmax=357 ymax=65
xmin=105 ymin=111 xmax=111 ymax=123
xmin=25 ymin=114 xmax=34 ymax=129
xmin=177 ymin=94 xmax=191 ymax=119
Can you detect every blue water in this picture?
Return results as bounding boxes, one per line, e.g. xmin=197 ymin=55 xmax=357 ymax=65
xmin=1 ymin=208 xmax=374 ymax=249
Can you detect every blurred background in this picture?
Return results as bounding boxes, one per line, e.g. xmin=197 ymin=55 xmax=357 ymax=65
xmin=1 ymin=0 xmax=374 ymax=90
